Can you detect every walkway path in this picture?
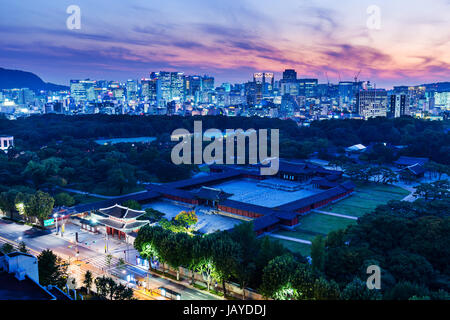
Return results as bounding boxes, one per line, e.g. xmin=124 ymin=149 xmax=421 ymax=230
xmin=314 ymin=210 xmax=358 ymax=220
xmin=269 ymin=233 xmax=312 ymax=245
xmin=398 ymin=186 xmax=417 ymax=202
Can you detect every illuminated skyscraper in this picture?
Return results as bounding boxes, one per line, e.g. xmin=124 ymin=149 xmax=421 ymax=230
xmin=282 ymin=69 xmax=297 ymax=81
xmin=356 ymin=89 xmax=388 ymax=119
xmin=70 ymin=80 xmax=96 ymax=102
xmin=389 ymin=94 xmax=408 ymax=118
xmin=154 ymin=71 xmax=185 ymax=106
xmin=171 ymin=72 xmax=186 ymax=102
xmin=126 ymin=79 xmax=138 ymax=101
xmin=202 ymin=76 xmax=215 ymax=91
xmin=141 ymin=78 xmax=157 ymax=102
xmin=298 ymin=78 xmax=318 ymax=98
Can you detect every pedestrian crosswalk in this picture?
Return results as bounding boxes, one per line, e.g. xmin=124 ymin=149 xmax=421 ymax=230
xmin=82 ymin=255 xmax=122 ymax=272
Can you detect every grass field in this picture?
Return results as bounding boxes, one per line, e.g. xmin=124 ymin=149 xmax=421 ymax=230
xmin=295 ymin=213 xmax=356 ymax=235
xmin=273 ymin=230 xmax=318 ymax=241
xmin=273 ymin=182 xmax=410 ymax=256
xmin=274 ymin=238 xmax=312 ymax=257
xmin=323 ymin=182 xmax=410 ymax=218
xmin=272 ymin=213 xmax=356 ymax=257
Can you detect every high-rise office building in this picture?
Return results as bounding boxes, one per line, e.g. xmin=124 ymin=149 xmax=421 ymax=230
xmin=126 ymin=79 xmax=138 ymax=101
xmin=432 ymin=91 xmax=450 ymax=111
xmin=247 ymin=72 xmax=274 ymax=105
xmin=264 ymin=73 xmax=274 ymax=95
xmin=154 ymin=72 xmax=171 ymax=106
xmin=280 ymin=69 xmax=298 ymax=96
xmin=153 ymin=71 xmax=185 ymax=106
xmin=15 ymin=88 xmax=35 ymax=105
xmin=202 ymin=76 xmax=215 ymax=91
xmin=338 ymin=81 xmax=353 ymax=105
xmin=141 ymin=78 xmax=157 ymax=102
xmin=282 ymin=69 xmax=297 ymax=81
xmin=70 ymin=80 xmax=96 ymax=102
xmin=338 ymin=81 xmax=364 ymax=112
xmin=171 ymin=72 xmax=185 ymax=102
xmin=389 ymin=94 xmax=408 ymax=118
xmin=280 ymin=94 xmax=298 ymax=117
xmin=252 ymin=73 xmax=264 ymax=104
xmin=187 ymin=76 xmax=202 ymax=96
xmin=356 ymin=89 xmax=388 ymax=119
xmin=253 ymin=72 xmax=274 ymax=95
xmin=298 ymin=78 xmax=318 ymax=98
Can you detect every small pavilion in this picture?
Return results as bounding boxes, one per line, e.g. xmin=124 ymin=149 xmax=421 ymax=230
xmin=95 ymin=204 xmax=149 ymax=240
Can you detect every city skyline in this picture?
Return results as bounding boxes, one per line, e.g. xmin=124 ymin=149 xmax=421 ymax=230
xmin=0 ymin=0 xmax=449 ymax=88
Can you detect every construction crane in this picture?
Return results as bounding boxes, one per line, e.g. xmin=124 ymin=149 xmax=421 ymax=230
xmin=354 ymin=70 xmax=361 ymax=83
xmin=324 ymin=72 xmax=330 ymax=86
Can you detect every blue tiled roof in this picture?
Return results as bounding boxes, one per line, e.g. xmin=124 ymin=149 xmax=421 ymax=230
xmin=276 ymin=181 xmax=354 ymax=211
xmin=394 ymin=156 xmax=429 ymax=166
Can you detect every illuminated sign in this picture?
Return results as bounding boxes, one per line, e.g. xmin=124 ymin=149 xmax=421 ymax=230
xmin=43 ymin=218 xmax=55 ymax=227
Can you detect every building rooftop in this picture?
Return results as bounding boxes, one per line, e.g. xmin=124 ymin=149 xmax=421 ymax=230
xmin=97 ymin=218 xmax=149 ymax=232
xmin=6 ymin=252 xmax=34 ymax=258
xmin=0 ymin=272 xmax=55 ymax=300
xmin=403 ymin=163 xmax=426 ymax=176
xmin=163 ymin=170 xmax=242 ymax=189
xmin=99 ymin=204 xmax=145 ymax=220
xmin=194 ymin=187 xmax=232 ymax=201
xmin=252 ymin=215 xmax=280 ymax=232
xmin=394 ymin=156 xmax=429 ymax=166
xmin=47 ymin=286 xmax=72 ymax=301
xmin=276 ymin=181 xmax=355 ymax=211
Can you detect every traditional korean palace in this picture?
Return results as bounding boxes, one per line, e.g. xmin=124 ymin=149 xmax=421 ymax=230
xmin=72 ymin=160 xmax=355 ymax=237
xmin=93 ymin=204 xmax=149 ymax=240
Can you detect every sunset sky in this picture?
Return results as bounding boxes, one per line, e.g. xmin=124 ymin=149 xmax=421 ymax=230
xmin=0 ymin=0 xmax=449 ymax=88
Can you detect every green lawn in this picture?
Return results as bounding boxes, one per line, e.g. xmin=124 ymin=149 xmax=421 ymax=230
xmin=295 ymin=213 xmax=356 ymax=234
xmin=323 ymin=182 xmax=410 ymax=218
xmin=274 ymin=213 xmax=356 ymax=257
xmin=274 ymin=183 xmax=410 ymax=256
xmin=274 ymin=238 xmax=312 ymax=257
xmin=273 ymin=230 xmax=318 ymax=241
xmin=199 ymin=165 xmax=211 ymax=173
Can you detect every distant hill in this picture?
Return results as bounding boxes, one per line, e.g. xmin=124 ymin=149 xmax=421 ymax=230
xmin=0 ymin=67 xmax=69 ymax=92
xmin=420 ymin=82 xmax=450 ymax=92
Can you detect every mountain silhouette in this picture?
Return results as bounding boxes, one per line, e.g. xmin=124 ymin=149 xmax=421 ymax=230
xmin=0 ymin=67 xmax=68 ymax=92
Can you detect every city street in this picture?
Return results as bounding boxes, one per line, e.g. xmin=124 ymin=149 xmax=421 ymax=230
xmin=0 ymin=219 xmax=219 ymax=300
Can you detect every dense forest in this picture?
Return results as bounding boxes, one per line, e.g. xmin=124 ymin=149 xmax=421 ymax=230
xmin=0 ymin=114 xmax=448 ymax=210
xmin=1 ymin=114 xmax=448 ymax=164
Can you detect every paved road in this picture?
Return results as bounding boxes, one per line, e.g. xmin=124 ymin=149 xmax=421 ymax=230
xmin=0 ymin=219 xmax=219 ymax=300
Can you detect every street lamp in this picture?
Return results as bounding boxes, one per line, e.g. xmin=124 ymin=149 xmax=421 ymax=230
xmin=53 ymin=213 xmax=58 ymax=236
xmin=104 ymin=232 xmax=109 ymax=254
